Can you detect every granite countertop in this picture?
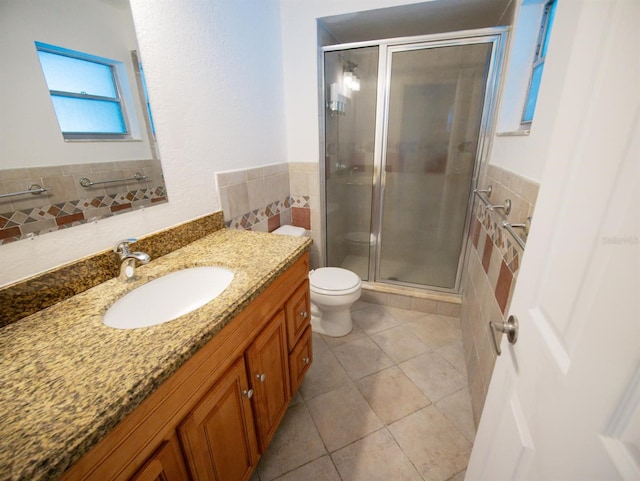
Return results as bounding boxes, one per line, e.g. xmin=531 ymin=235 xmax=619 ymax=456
xmin=0 ymin=229 xmax=311 ymax=481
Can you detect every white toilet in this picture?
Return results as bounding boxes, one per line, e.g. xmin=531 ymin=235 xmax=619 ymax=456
xmin=273 ymin=225 xmax=361 ymax=337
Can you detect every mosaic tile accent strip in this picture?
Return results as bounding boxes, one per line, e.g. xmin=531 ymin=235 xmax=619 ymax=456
xmin=475 ymin=205 xmax=523 ymax=276
xmin=225 ymin=195 xmax=310 ymax=230
xmin=0 ymin=211 xmax=225 ymax=327
xmin=0 ymin=187 xmax=167 ymax=244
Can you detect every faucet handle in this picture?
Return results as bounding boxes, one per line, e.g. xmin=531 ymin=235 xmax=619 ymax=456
xmin=114 ymin=238 xmax=138 ymax=254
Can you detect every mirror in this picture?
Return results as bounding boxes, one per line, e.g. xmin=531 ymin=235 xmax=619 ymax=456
xmin=0 ymin=0 xmax=167 ymax=245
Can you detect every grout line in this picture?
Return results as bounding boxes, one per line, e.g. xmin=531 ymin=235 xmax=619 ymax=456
xmin=262 ymin=299 xmax=471 ymax=480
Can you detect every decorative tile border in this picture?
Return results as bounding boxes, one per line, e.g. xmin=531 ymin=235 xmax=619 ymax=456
xmin=225 ymin=195 xmax=310 ymax=230
xmin=475 ymin=205 xmax=523 ymax=275
xmin=0 ymin=187 xmax=167 ymax=244
xmin=462 ymin=165 xmax=540 ymax=426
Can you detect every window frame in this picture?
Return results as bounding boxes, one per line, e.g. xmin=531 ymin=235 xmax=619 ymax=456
xmin=35 ymin=42 xmax=132 ymax=141
xmin=521 ymin=0 xmax=557 ymax=126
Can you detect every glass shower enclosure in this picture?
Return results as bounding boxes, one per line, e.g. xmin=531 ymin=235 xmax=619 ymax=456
xmin=322 ymin=29 xmax=505 ymax=292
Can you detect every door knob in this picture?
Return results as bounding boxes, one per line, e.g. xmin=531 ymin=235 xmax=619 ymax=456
xmin=256 ymin=373 xmax=266 ymax=382
xmin=489 ymin=315 xmax=519 ymax=356
xmin=300 ymin=311 xmax=308 ymax=319
xmin=242 ymin=389 xmax=253 ymax=399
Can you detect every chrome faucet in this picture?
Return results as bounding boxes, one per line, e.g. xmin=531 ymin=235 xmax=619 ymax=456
xmin=114 ymin=238 xmax=150 ymax=280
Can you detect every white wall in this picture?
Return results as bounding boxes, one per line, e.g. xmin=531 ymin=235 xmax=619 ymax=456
xmin=486 ymin=0 xmax=551 ymax=182
xmin=279 ymin=0 xmax=429 ymax=163
xmin=277 ymin=0 xmax=554 ymax=182
xmin=1 ymin=0 xmax=287 ymax=286
xmin=0 ymin=0 xmax=152 ymax=168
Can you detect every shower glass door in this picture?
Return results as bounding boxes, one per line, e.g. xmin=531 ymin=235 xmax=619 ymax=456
xmin=324 ymin=47 xmax=379 ymax=279
xmin=377 ymin=42 xmax=493 ymax=289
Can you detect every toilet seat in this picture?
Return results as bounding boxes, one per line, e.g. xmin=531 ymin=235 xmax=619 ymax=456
xmin=310 ymin=267 xmax=361 ymax=296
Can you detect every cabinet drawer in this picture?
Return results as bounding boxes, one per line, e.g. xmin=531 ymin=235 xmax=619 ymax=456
xmin=285 ymin=279 xmax=310 ymax=351
xmin=288 ymin=326 xmax=313 ymax=396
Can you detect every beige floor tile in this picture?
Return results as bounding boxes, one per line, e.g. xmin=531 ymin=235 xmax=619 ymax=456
xmin=371 ymin=324 xmax=432 ymax=363
xmin=299 ymin=346 xmax=352 ymax=400
xmin=257 ymin=402 xmax=327 ymax=481
xmin=321 ymin=323 xmax=367 ymax=349
xmin=306 ymin=383 xmax=383 ymax=452
xmin=312 ymin=332 xmax=329 ymax=354
xmin=290 ymin=389 xmax=303 ymax=405
xmin=399 ymin=352 xmax=467 ymax=402
xmin=435 ymin=388 xmax=476 ymax=443
xmin=385 ymin=305 xmax=429 ymax=323
xmin=332 ymin=336 xmax=395 ymax=380
xmin=352 ymin=304 xmax=402 ymax=334
xmin=389 ymin=405 xmax=472 ymax=481
xmin=407 ymin=314 xmax=463 ymax=349
xmin=332 ymin=429 xmax=424 ymax=481
xmin=435 ymin=340 xmax=467 ymax=375
xmin=272 ymin=455 xmax=341 ymax=481
xmin=356 ymin=366 xmax=430 ymax=425
xmin=448 ymin=469 xmax=467 ymax=481
xmin=351 ymin=299 xmax=374 ymax=312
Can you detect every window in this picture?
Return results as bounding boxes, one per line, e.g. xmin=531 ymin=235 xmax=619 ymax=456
xmin=35 ymin=42 xmax=129 ymax=139
xmin=522 ymin=0 xmax=557 ymax=125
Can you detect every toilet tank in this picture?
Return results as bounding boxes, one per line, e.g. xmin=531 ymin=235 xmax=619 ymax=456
xmin=272 ymin=225 xmax=306 ymax=237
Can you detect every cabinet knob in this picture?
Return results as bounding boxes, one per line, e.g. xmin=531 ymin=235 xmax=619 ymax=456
xmin=255 ymin=373 xmax=266 ymax=382
xmin=302 ymin=357 xmax=310 ymax=365
xmin=242 ymin=389 xmax=253 ymax=399
xmin=300 ymin=311 xmax=308 ymax=319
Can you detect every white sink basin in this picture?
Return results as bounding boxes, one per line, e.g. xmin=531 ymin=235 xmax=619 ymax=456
xmin=104 ymin=267 xmax=234 ymax=329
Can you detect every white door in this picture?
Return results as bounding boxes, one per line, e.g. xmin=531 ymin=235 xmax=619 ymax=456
xmin=466 ymin=0 xmax=640 ymax=480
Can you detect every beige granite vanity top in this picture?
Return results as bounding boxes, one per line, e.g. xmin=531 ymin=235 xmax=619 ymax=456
xmin=0 ymin=229 xmax=311 ymax=481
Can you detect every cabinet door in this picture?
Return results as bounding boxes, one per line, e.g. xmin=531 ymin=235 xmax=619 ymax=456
xmin=129 ymin=434 xmax=189 ymax=481
xmin=245 ymin=310 xmax=290 ymax=452
xmin=284 ymin=280 xmax=310 ymax=351
xmin=178 ymin=357 xmax=259 ymax=481
xmin=288 ymin=325 xmax=313 ymax=396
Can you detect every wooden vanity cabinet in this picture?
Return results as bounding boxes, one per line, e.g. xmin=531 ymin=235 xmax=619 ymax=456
xmin=128 ymin=434 xmax=190 ymax=481
xmin=284 ymin=279 xmax=313 ymax=396
xmin=245 ymin=310 xmax=290 ymax=453
xmin=59 ymin=253 xmax=310 ymax=481
xmin=288 ymin=325 xmax=313 ymax=395
xmin=178 ymin=357 xmax=259 ymax=481
xmin=284 ymin=280 xmax=310 ymax=351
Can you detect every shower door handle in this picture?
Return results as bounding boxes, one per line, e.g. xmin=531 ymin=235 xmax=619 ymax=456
xmin=489 ymin=315 xmax=519 ymax=356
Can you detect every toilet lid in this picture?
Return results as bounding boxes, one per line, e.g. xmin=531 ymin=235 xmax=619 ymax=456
xmin=310 ymin=267 xmax=360 ymax=291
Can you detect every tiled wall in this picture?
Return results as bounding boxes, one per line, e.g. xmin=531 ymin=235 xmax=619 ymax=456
xmin=217 ymin=162 xmax=322 ymax=268
xmin=0 ymin=159 xmax=166 ymax=244
xmin=460 ymin=164 xmax=539 ymax=426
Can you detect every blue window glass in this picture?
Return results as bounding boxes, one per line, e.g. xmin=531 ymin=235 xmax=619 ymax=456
xmin=50 ymin=96 xmax=126 ymax=134
xmin=522 ymin=64 xmax=544 ymax=123
xmin=35 ymin=42 xmax=128 ymax=137
xmin=522 ymin=0 xmax=556 ymax=125
xmin=138 ymin=61 xmax=156 ymax=135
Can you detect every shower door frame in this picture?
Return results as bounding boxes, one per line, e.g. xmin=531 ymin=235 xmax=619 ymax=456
xmin=320 ymin=27 xmax=507 ymax=293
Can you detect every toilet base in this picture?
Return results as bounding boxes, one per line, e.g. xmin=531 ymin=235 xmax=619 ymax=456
xmin=310 ymin=304 xmax=353 ymax=337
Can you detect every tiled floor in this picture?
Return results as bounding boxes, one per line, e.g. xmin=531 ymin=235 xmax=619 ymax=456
xmin=252 ymin=299 xmax=475 ymax=481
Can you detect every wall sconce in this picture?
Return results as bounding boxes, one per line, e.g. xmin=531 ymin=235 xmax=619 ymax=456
xmin=343 ymin=71 xmax=360 ymax=91
xmin=328 ymin=56 xmax=360 ymax=114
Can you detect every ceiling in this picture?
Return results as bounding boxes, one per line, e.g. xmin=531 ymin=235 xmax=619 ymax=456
xmin=319 ymin=0 xmax=515 ymax=44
